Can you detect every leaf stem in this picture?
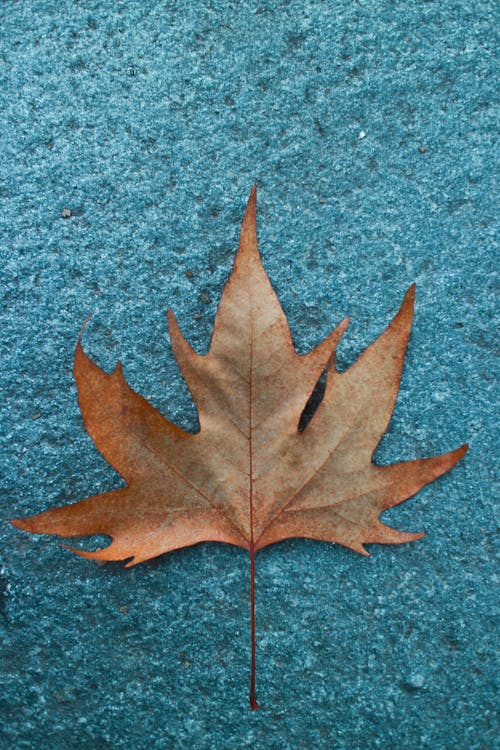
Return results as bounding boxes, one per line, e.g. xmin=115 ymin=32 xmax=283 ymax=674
xmin=249 ymin=546 xmax=259 ymax=710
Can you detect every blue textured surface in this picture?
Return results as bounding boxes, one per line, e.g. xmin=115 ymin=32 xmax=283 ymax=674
xmin=1 ymin=1 xmax=497 ymax=748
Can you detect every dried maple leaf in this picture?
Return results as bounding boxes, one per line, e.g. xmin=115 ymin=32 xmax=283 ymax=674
xmin=12 ymin=187 xmax=467 ymax=708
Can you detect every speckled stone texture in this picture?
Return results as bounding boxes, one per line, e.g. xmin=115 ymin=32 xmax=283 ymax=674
xmin=0 ymin=1 xmax=497 ymax=748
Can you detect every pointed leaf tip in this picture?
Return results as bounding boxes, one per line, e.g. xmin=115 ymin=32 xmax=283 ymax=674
xmin=441 ymin=443 xmax=468 ymax=466
xmin=75 ymin=338 xmax=84 ymax=357
xmin=242 ymin=185 xmax=257 ymax=227
xmin=235 ymin=185 xmax=260 ymax=270
xmin=403 ymin=283 xmax=416 ymax=310
xmin=388 ymin=283 xmax=415 ymax=334
xmin=11 ymin=518 xmax=29 ymax=531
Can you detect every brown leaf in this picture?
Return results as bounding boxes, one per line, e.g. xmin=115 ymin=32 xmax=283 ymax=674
xmin=12 ymin=186 xmax=467 ymax=708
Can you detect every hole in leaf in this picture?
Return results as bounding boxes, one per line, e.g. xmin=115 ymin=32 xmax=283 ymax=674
xmin=298 ymin=367 xmax=328 ymax=432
